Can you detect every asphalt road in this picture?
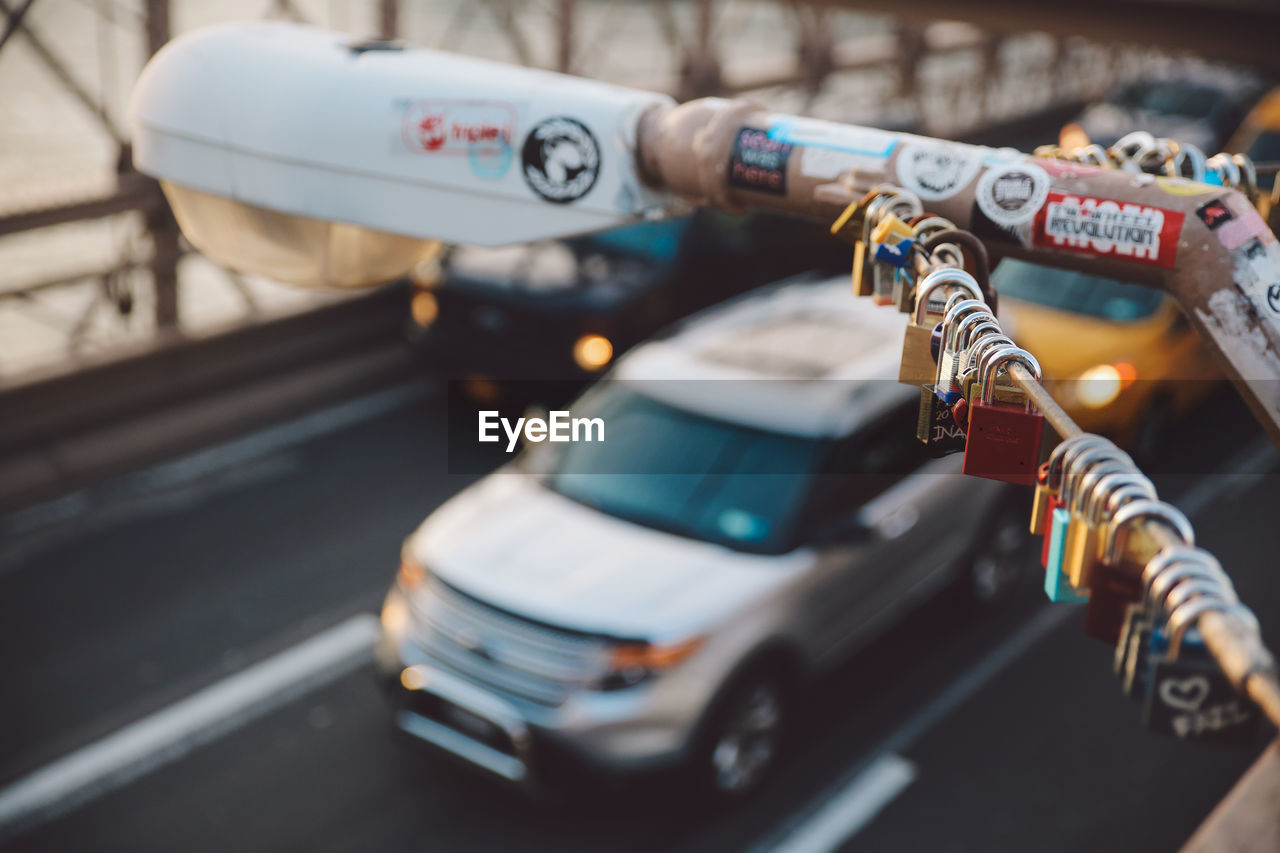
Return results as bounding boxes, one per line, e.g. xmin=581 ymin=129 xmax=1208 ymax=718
xmin=1 ymin=376 xmax=1277 ymax=853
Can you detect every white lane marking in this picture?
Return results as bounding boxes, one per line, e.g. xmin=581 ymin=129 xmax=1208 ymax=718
xmin=769 ymin=754 xmax=917 ymax=853
xmin=757 ymin=436 xmax=1278 ymax=853
xmin=1 ymin=379 xmax=438 ymax=540
xmin=0 ymin=614 xmax=380 ymax=834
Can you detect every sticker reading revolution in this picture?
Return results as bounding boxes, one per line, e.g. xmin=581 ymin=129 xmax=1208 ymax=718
xmin=729 ymin=126 xmax=792 ymax=195
xmin=1034 ymin=192 xmax=1183 ymax=269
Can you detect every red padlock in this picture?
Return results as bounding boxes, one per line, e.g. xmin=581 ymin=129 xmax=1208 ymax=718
xmin=962 ymin=347 xmax=1044 ymax=486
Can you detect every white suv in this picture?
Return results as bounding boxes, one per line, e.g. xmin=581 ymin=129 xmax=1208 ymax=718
xmin=376 ymin=274 xmax=1025 ymax=796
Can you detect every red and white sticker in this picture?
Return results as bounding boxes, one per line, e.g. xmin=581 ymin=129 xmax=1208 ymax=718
xmin=401 ymin=100 xmax=516 ymax=156
xmin=1033 ymin=192 xmax=1184 ymax=269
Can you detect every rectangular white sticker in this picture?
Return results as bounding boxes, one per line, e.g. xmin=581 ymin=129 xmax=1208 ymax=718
xmin=799 ymin=146 xmax=885 ymax=179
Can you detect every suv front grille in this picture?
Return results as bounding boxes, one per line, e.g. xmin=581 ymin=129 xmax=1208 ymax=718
xmin=410 ymin=578 xmax=611 ymax=706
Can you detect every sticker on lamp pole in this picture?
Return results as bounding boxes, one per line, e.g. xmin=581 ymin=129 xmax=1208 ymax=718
xmin=521 ymin=117 xmax=601 ymax=204
xmin=895 ymin=142 xmax=983 ymax=201
xmin=976 ymin=162 xmax=1051 ymax=227
xmin=1033 ymin=192 xmax=1184 ymax=269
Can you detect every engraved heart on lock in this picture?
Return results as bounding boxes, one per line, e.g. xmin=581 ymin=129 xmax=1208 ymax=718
xmin=1158 ymin=676 xmax=1211 ymax=712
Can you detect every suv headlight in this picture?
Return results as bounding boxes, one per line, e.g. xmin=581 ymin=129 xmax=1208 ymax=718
xmin=597 ymin=637 xmax=704 ymax=690
xmin=398 ymin=548 xmax=428 ymax=591
xmin=381 ymin=547 xmax=428 ymax=637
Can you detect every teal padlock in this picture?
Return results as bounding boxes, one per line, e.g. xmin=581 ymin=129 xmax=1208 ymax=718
xmin=1044 ymin=507 xmax=1088 ymax=602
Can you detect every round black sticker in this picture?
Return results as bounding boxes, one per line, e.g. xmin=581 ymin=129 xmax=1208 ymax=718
xmin=521 ymin=117 xmax=600 ymax=204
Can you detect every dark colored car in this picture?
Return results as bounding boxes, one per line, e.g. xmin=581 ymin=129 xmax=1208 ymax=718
xmin=408 ymin=208 xmax=849 ymax=409
xmin=1075 ymin=68 xmax=1267 ymax=154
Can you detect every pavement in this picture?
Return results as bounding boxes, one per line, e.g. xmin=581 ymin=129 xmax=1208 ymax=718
xmin=0 ymin=373 xmax=1276 ymax=853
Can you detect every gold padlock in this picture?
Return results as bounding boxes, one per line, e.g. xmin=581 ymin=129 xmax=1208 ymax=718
xmin=854 ymin=194 xmax=894 ymax=297
xmin=830 ymin=195 xmax=871 ymax=297
xmin=871 ymin=202 xmax=922 ymax=305
xmin=963 ymin=331 xmax=1021 ymax=405
xmin=898 ymin=268 xmax=982 ymax=386
xmin=871 ymin=212 xmax=915 ymax=247
xmin=897 ymin=216 xmax=957 ymax=313
xmin=1058 ymin=447 xmax=1130 ymax=592
xmin=1064 ymin=460 xmax=1137 ymax=589
xmin=851 ymin=241 xmax=868 ymax=297
xmin=1076 ymin=475 xmax=1154 ymax=589
xmin=1100 ymin=499 xmax=1195 ymax=589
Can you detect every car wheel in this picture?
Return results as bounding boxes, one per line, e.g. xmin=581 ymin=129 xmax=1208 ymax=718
xmin=967 ymin=498 xmax=1032 ymax=605
xmin=698 ymin=670 xmax=787 ymax=799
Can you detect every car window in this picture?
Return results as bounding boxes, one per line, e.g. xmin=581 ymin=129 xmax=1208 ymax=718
xmin=536 ymin=384 xmax=822 ymax=554
xmin=992 ymin=258 xmax=1164 ymax=321
xmin=1248 ymin=130 xmax=1280 ymax=162
xmin=1108 ymin=82 xmax=1219 ymax=120
xmin=1247 ymin=131 xmax=1280 ymax=190
xmin=808 ymin=397 xmax=928 ymax=522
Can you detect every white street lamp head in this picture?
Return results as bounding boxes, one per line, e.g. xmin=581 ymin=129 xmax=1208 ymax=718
xmin=128 ymin=22 xmax=677 ymax=289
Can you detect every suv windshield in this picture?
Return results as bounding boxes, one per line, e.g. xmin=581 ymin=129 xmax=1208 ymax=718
xmin=1107 ymin=81 xmax=1220 ymax=120
xmin=533 ymin=384 xmax=821 ymax=554
xmin=992 ymin=259 xmax=1164 ymax=321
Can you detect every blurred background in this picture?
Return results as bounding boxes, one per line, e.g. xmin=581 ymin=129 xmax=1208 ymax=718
xmin=2 ymin=2 xmax=1280 ymax=852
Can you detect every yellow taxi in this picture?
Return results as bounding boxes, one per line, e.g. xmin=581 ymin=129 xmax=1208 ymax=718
xmin=991 ymin=258 xmax=1219 ymax=458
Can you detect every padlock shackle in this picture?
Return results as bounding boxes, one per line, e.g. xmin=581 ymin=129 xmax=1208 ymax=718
xmin=1060 ymin=445 xmax=1129 ymax=510
xmin=857 ymin=194 xmax=895 ymax=245
xmin=941 ymin=299 xmax=988 ymax=342
xmin=974 ymin=343 xmax=1020 ymax=395
xmin=913 ymin=268 xmax=981 ymax=324
xmin=1105 ymin=483 xmax=1156 ymax=518
xmin=937 ymin=299 xmax=990 ymax=392
xmin=966 ymin=330 xmax=1012 ymax=385
xmin=1143 ymin=545 xmax=1225 ymax=604
xmin=929 ymin=243 xmax=964 ymax=271
xmin=1085 ymin=471 xmax=1155 ymax=523
xmin=911 ymin=216 xmax=956 ymax=242
xmin=980 ymin=347 xmax=1040 ymax=407
xmin=961 ymin=322 xmax=1004 ymax=370
xmin=1164 ymin=578 xmax=1239 ymax=614
xmin=943 ymin=290 xmax=973 ymax=317
xmin=1073 ymin=460 xmax=1138 ymax=515
xmin=1057 ymin=438 xmax=1124 ymax=491
xmin=861 ymin=190 xmax=920 ymax=243
xmin=1165 ymin=596 xmax=1254 ymax=661
xmin=973 ymin=335 xmax=1015 ymax=383
xmin=1150 ymin=565 xmax=1233 ymax=613
xmin=1168 ymin=142 xmax=1208 ymax=182
xmin=949 ymin=309 xmax=996 ymax=353
xmin=1103 ymin=499 xmax=1195 ymax=566
xmin=1048 ymin=434 xmax=1112 ymax=490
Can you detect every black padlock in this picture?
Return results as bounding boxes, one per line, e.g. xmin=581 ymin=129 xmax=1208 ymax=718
xmin=1142 ymin=638 xmax=1259 ymax=744
xmin=916 ymin=385 xmax=967 ymax=457
xmin=1140 ymin=601 xmax=1260 ymax=744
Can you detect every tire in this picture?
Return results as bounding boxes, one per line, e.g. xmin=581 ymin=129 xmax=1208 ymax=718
xmin=693 ymin=665 xmax=789 ymax=800
xmin=965 ymin=496 xmax=1033 ymax=605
